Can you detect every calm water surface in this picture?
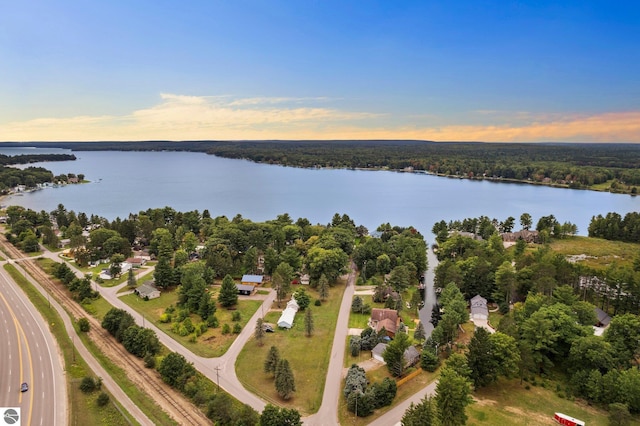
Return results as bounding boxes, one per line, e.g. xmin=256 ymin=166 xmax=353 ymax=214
xmin=4 ymin=148 xmax=639 ymax=241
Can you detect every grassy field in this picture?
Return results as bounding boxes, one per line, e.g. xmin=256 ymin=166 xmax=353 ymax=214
xmin=468 ymin=378 xmax=640 ymax=426
xmin=4 ymin=264 xmax=138 ymax=426
xmin=120 ymin=288 xmax=262 ymax=358
xmin=235 ymin=283 xmax=345 ymax=415
xmin=549 ymin=236 xmax=639 ymax=271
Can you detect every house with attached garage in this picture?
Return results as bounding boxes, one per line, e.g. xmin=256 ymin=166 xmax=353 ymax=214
xmin=135 ymin=281 xmax=160 ymax=300
xmin=369 ymin=308 xmax=402 ymax=338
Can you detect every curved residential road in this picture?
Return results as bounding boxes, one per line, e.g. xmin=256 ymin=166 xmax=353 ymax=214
xmin=0 ymin=264 xmax=67 ymax=426
xmin=38 ymin=248 xmax=276 ymax=413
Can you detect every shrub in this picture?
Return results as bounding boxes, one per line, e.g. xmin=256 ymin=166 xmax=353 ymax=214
xmin=314 ymin=299 xmax=322 ymax=306
xmin=77 ymin=317 xmax=90 ymax=332
xmin=233 ymin=323 xmax=242 ymax=334
xmin=207 ymin=315 xmax=219 ymax=328
xmin=231 ymin=311 xmax=241 ymax=322
xmin=96 ymin=392 xmax=110 ymax=407
xmin=144 ymin=353 xmax=156 ymax=369
xmin=159 ymin=313 xmax=172 ymax=323
xmin=222 ymin=323 xmax=231 ymax=335
xmin=80 ymin=376 xmax=97 ymax=393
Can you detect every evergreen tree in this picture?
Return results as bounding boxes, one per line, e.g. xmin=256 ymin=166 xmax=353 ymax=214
xmin=127 ymin=268 xmax=137 ymax=288
xmin=255 ymin=318 xmax=266 ymax=346
xmin=414 ymin=321 xmax=426 ymax=344
xmin=467 ymin=327 xmax=497 ymax=388
xmin=264 ymin=346 xmax=280 ymax=376
xmin=218 ymin=274 xmax=238 ymax=307
xmin=435 ymin=367 xmax=472 ymax=426
xmin=383 ymin=332 xmax=411 ymax=377
xmin=401 ymin=395 xmax=440 ymax=426
xmin=304 ymin=308 xmax=314 ymax=337
xmin=318 ymin=273 xmax=329 ymax=301
xmin=275 ymin=359 xmax=296 ymax=400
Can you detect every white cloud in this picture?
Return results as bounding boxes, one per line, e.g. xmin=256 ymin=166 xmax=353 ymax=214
xmin=1 ymin=94 xmax=639 ymax=142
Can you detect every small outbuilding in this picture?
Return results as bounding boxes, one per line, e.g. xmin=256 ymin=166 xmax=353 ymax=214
xmin=277 ymin=296 xmax=300 ymax=329
xmin=241 ymin=274 xmax=264 ymax=286
xmin=135 ymin=281 xmax=160 ymax=300
xmin=236 ymin=284 xmax=256 ymax=296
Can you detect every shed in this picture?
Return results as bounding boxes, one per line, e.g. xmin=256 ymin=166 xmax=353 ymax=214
xmin=241 ymin=274 xmax=264 ymax=286
xmin=594 ymin=307 xmax=611 ymax=327
xmin=403 ymin=346 xmax=421 ymax=367
xmin=135 ymin=281 xmax=160 ymax=300
xmin=372 ymin=343 xmax=387 ymax=362
xmin=236 ymin=284 xmax=256 ymax=296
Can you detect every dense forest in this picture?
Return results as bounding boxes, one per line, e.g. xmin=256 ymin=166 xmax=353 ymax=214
xmin=0 ymin=153 xmax=78 ymax=193
xmin=427 ymin=215 xmax=640 ymax=421
xmin=8 ymin=140 xmax=640 ymax=194
xmin=589 ymin=211 xmax=640 ymax=243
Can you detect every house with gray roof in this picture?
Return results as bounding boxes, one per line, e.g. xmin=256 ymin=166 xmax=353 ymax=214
xmin=135 ymin=281 xmax=160 ymax=300
xmin=470 ymin=294 xmax=488 ymax=321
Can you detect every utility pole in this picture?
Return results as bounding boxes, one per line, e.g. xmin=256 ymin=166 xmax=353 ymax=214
xmin=214 ymin=366 xmax=221 ymax=392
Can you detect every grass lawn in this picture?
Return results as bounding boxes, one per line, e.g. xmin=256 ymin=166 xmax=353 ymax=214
xmin=235 ymin=282 xmax=346 ymax=415
xmin=120 ymin=289 xmax=262 ymax=358
xmin=468 ymin=378 xmax=640 ymax=426
xmin=549 ymin=236 xmax=639 ymax=271
xmin=488 ymin=311 xmax=503 ymax=330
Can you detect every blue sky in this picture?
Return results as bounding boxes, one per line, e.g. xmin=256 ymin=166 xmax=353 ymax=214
xmin=1 ymin=1 xmax=639 ymax=141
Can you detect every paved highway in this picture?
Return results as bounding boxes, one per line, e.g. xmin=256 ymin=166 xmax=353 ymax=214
xmin=0 ymin=265 xmax=66 ymax=426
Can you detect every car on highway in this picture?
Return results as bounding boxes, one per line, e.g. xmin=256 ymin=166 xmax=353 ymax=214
xmin=20 ymin=382 xmax=28 ymax=392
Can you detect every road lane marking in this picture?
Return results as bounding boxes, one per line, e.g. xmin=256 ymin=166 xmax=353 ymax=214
xmin=0 ymin=285 xmax=36 ymax=425
xmin=0 ymin=290 xmax=24 ymax=404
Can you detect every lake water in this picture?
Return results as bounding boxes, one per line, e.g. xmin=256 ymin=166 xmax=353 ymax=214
xmin=3 ymin=147 xmax=639 ymax=242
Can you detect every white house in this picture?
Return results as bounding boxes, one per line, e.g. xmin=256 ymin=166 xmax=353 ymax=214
xmin=470 ymin=294 xmax=488 ymax=321
xmin=277 ymin=296 xmax=300 ymax=329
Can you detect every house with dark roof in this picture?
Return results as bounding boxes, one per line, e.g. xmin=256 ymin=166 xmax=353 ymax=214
xmin=594 ymin=307 xmax=611 ymax=327
xmin=501 ymin=229 xmax=540 ymax=243
xmin=236 ymin=284 xmax=256 ymax=296
xmin=369 ymin=308 xmax=401 ymax=337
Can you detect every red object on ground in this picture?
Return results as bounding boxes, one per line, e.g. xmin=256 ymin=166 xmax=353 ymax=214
xmin=554 ymin=412 xmax=585 ymax=426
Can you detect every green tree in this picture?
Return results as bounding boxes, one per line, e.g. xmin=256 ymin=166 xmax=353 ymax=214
xmin=604 ymin=313 xmax=640 ymax=367
xmin=609 ymin=403 xmax=632 ymax=426
xmin=467 ymin=327 xmax=497 ymax=388
xmin=435 ymin=367 xmax=472 ymax=426
xmin=260 ymin=404 xmax=302 ymax=426
xmin=273 ymin=262 xmax=294 ymax=307
xmin=318 ymin=273 xmax=329 ymax=301
xmin=264 ymin=346 xmax=280 ymax=376
xmin=402 ymin=395 xmax=440 ymax=426
xmin=414 ymin=321 xmax=426 ymax=344
xmin=520 ymin=213 xmax=532 ymax=230
xmin=275 ymin=359 xmax=296 ymax=400
xmin=383 ymin=332 xmax=411 ymax=377
xmin=255 ymin=317 xmax=266 ymax=346
xmin=77 ymin=317 xmax=90 ymax=332
xmin=158 ymin=352 xmax=195 ymax=390
xmin=294 ymin=288 xmax=311 ymax=311
xmin=127 ymin=268 xmax=137 ymax=288
xmin=304 ymin=308 xmax=314 ymax=337
xmin=489 ymin=331 xmax=520 ymax=379
xmin=218 ymin=274 xmax=239 ymax=308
